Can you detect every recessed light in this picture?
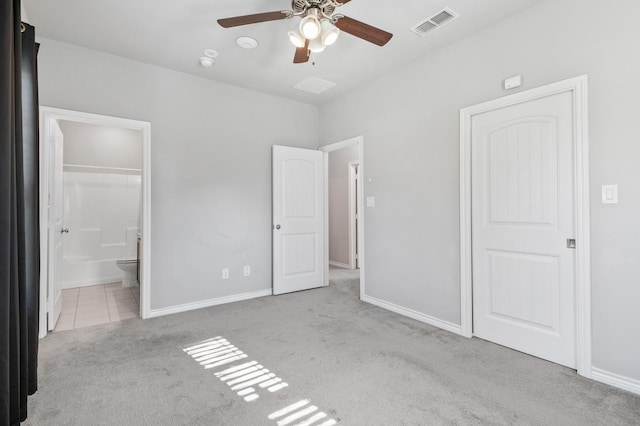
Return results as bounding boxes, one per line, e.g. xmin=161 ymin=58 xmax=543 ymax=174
xmin=236 ymin=36 xmax=258 ymax=49
xmin=204 ymin=49 xmax=219 ymax=58
xmin=199 ymin=56 xmax=214 ymax=67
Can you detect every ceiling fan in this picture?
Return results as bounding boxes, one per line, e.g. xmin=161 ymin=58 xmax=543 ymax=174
xmin=218 ymin=0 xmax=393 ymax=64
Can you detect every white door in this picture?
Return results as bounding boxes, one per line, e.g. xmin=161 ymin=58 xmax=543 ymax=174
xmin=47 ymin=120 xmax=64 ymax=330
xmin=272 ymin=145 xmax=325 ymax=295
xmin=471 ymin=91 xmax=576 ymax=368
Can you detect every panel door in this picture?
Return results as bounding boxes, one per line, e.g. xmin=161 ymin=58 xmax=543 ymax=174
xmin=471 ymin=91 xmax=576 ymax=368
xmin=48 ymin=119 xmax=64 ymax=330
xmin=272 ymin=145 xmax=325 ymax=295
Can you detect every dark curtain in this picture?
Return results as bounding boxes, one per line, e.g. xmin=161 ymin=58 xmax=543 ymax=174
xmin=1 ymin=0 xmax=41 ymax=424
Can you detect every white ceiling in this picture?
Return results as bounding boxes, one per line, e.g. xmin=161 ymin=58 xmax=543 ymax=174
xmin=23 ymin=0 xmax=545 ymax=105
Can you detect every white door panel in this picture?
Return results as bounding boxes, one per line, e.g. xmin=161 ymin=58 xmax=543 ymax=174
xmin=273 ymin=145 xmax=325 ymax=295
xmin=472 ymin=91 xmax=576 ymax=368
xmin=47 ymin=120 xmax=64 ymax=330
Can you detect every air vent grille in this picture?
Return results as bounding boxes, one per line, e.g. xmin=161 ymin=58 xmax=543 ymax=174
xmin=415 ymin=21 xmax=437 ymax=34
xmin=411 ymin=8 xmax=459 ymax=36
xmin=294 ymin=77 xmax=336 ymax=95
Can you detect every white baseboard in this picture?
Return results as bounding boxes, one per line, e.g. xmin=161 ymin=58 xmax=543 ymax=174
xmin=591 ymin=367 xmax=640 ymax=395
xmin=62 ymin=276 xmax=122 ymax=289
xmin=362 ymin=294 xmax=462 ymax=335
xmin=329 ymin=260 xmax=352 ymax=269
xmin=147 ymin=289 xmax=272 ymax=319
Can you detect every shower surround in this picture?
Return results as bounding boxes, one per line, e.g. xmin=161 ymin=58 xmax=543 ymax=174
xmin=61 ymin=171 xmax=141 ymax=288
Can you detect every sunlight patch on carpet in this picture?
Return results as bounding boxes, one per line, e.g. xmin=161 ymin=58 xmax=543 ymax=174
xmin=183 ymin=336 xmax=338 ymax=424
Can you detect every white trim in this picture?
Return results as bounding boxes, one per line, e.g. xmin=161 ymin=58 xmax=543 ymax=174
xmin=38 ymin=107 xmax=152 ymax=338
xmin=362 ymin=295 xmax=462 ymax=335
xmin=323 ymin=151 xmax=330 ymax=286
xmin=459 ymin=75 xmax=591 ymax=376
xmin=329 ymin=260 xmax=351 ymax=269
xmin=146 ymin=289 xmax=272 ymax=318
xmin=591 ymin=368 xmax=640 ymax=396
xmin=348 ymin=160 xmax=360 ymax=270
xmin=320 ymin=137 xmax=361 ymax=152
xmin=319 ymin=136 xmax=365 ymax=299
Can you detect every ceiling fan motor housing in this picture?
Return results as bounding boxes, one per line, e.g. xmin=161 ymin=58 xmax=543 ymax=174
xmin=292 ymin=0 xmax=338 ymax=19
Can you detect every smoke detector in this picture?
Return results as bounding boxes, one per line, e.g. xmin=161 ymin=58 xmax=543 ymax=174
xmin=199 ymin=49 xmax=218 ymax=67
xmin=199 ymin=57 xmax=214 ymax=67
xmin=236 ymin=36 xmax=258 ymax=49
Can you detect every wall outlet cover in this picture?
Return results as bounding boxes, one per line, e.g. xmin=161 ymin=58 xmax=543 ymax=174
xmin=366 ymin=196 xmax=375 ymax=208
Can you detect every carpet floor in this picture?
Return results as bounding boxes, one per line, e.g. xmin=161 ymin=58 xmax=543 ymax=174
xmin=24 ymin=270 xmax=640 ymax=425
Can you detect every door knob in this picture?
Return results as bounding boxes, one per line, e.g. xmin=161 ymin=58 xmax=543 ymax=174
xmin=61 ymin=228 xmax=69 ymax=234
xmin=275 ymin=225 xmax=281 ymax=230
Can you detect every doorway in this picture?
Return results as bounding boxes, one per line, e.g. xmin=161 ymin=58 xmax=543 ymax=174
xmin=321 ymin=136 xmax=364 ymax=299
xmin=459 ymin=76 xmax=591 ymax=376
xmin=270 ymin=136 xmax=365 ymax=298
xmin=39 ymin=107 xmax=152 ymax=337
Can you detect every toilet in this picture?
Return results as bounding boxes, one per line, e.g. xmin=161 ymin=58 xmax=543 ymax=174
xmin=116 ymin=259 xmax=138 ymax=288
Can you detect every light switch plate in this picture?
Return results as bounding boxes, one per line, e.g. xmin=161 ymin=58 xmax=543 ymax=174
xmin=601 ymin=185 xmax=618 ymax=204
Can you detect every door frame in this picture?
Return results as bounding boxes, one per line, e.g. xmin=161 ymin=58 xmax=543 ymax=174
xmin=348 ymin=160 xmax=360 ymax=270
xmin=459 ymin=75 xmax=591 ymax=377
xmin=319 ymin=136 xmax=365 ymax=298
xmin=38 ymin=107 xmax=152 ymax=337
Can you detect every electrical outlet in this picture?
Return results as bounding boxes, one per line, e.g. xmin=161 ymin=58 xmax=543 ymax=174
xmin=243 ymin=265 xmax=251 ymax=277
xmin=222 ymin=268 xmax=229 ymax=279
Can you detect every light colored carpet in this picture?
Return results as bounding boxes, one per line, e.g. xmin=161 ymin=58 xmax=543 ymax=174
xmin=24 ymin=270 xmax=640 ymax=425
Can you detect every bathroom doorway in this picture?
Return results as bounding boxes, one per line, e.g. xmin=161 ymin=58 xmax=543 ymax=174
xmin=39 ymin=108 xmax=151 ymax=337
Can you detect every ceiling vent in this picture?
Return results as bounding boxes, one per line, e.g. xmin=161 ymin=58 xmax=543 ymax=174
xmin=294 ymin=77 xmax=336 ymax=95
xmin=411 ymin=8 xmax=459 ymax=36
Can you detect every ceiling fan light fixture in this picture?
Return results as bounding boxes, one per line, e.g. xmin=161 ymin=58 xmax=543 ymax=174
xmin=299 ymin=9 xmax=321 ymax=39
xmin=320 ymin=20 xmax=340 ymax=46
xmin=308 ymin=37 xmax=325 ymax=53
xmin=288 ymin=30 xmax=306 ymax=48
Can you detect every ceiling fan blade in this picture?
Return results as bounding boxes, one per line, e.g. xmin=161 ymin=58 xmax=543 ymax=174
xmin=335 ymin=16 xmax=393 ymax=46
xmin=336 ymin=0 xmax=353 ymax=4
xmin=293 ymin=40 xmax=310 ymax=64
xmin=218 ymin=11 xmax=291 ymax=28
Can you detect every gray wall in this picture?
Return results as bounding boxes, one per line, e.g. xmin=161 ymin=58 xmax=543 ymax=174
xmin=59 ymin=120 xmax=142 ymax=170
xmin=329 ymin=146 xmax=359 ymax=266
xmin=37 ymin=38 xmax=320 ymax=310
xmin=320 ymin=0 xmax=640 ymax=381
xmin=21 ymin=2 xmax=29 ymax=23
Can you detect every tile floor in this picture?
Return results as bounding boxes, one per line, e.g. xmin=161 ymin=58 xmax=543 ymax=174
xmin=54 ymin=283 xmax=140 ymax=332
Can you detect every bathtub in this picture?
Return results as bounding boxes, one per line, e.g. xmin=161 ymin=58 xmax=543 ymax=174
xmin=61 ymin=257 xmax=123 ymax=289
